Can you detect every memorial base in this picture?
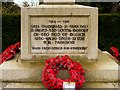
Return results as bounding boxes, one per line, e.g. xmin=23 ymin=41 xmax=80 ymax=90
xmin=0 ymin=50 xmax=119 ymax=89
xmin=1 ymin=82 xmax=119 ymax=89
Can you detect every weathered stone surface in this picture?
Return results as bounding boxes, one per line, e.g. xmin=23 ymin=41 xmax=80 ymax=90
xmin=0 ymin=51 xmax=119 ymax=82
xmin=5 ymin=83 xmax=45 ymax=88
xmin=83 ymin=83 xmax=115 ymax=88
xmin=0 ymin=82 xmax=8 ymax=89
xmin=112 ymin=82 xmax=120 ymax=88
xmin=0 ymin=82 xmax=2 ymax=90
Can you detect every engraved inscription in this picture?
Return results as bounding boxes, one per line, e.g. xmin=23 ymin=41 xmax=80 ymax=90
xmin=30 ymin=16 xmax=89 ymax=54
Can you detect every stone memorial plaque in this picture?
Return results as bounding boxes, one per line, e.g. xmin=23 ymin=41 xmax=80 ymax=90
xmin=30 ymin=16 xmax=89 ymax=54
xmin=21 ymin=3 xmax=98 ymax=60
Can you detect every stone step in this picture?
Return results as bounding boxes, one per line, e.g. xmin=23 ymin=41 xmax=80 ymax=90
xmin=1 ymin=82 xmax=119 ymax=89
xmin=0 ymin=50 xmax=119 ymax=82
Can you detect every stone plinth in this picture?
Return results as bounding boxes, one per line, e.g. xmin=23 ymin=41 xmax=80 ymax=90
xmin=0 ymin=51 xmax=119 ymax=82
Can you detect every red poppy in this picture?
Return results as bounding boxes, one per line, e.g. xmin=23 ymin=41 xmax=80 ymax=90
xmin=110 ymin=47 xmax=120 ymax=61
xmin=0 ymin=42 xmax=21 ymax=65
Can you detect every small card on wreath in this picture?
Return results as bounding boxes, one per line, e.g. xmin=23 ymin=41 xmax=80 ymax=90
xmin=63 ymin=82 xmax=75 ymax=90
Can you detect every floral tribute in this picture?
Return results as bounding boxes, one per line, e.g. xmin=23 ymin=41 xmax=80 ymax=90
xmin=110 ymin=47 xmax=120 ymax=61
xmin=0 ymin=42 xmax=21 ymax=64
xmin=42 ymin=55 xmax=85 ymax=90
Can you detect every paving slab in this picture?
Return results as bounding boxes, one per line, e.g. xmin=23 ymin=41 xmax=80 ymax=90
xmin=0 ymin=50 xmax=119 ymax=82
xmin=1 ymin=82 xmax=119 ymax=89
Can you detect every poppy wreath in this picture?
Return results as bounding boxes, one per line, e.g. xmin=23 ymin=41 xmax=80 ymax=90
xmin=0 ymin=42 xmax=21 ymax=64
xmin=42 ymin=55 xmax=85 ymax=90
xmin=110 ymin=47 xmax=120 ymax=61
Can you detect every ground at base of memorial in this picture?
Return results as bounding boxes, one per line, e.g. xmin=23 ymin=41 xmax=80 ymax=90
xmin=0 ymin=50 xmax=120 ymax=89
xmin=1 ymin=82 xmax=119 ymax=89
